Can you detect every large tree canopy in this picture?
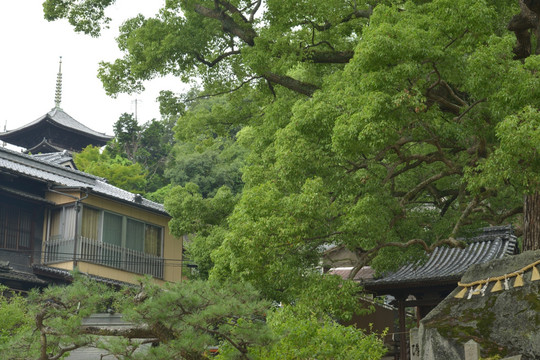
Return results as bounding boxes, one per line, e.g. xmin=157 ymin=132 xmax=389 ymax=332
xmin=44 ymin=0 xmax=540 ymax=300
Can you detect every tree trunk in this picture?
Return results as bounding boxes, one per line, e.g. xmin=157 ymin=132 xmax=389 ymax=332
xmin=523 ymin=191 xmax=540 ymax=251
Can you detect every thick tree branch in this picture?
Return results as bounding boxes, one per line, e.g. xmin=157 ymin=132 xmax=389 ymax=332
xmin=194 ymin=4 xmax=257 ymax=46
xmin=302 ymin=7 xmax=373 ymax=32
xmin=508 ymin=0 xmax=540 ymax=59
xmin=450 ymin=196 xmax=479 ymax=238
xmin=306 ymin=50 xmax=354 ymax=63
xmin=247 ymin=0 xmax=262 ymax=22
xmin=183 ymin=76 xmax=263 ymax=102
xmin=400 ymin=170 xmax=460 ymax=207
xmin=454 ymin=98 xmax=487 ymax=122
xmin=194 ymin=50 xmax=242 ymax=67
xmin=263 ymin=72 xmax=320 ymax=96
xmin=50 ymin=344 xmax=88 ymax=360
xmin=80 ymin=325 xmax=157 ymax=339
xmin=217 ymin=0 xmax=250 ymax=23
xmin=193 ymin=324 xmax=249 ymax=359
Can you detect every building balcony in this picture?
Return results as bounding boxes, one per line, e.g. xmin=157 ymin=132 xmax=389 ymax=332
xmin=43 ymin=236 xmax=164 ymax=279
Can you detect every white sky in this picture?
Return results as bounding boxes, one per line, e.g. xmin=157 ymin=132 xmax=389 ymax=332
xmin=0 ymin=1 xmax=186 ymax=138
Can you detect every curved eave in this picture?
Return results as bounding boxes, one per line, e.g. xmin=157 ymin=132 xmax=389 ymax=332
xmin=25 ymin=138 xmax=66 ymax=154
xmin=362 ymin=275 xmax=462 ymax=293
xmin=44 ymin=115 xmax=112 ymax=143
xmin=0 ymin=110 xmax=112 ymax=149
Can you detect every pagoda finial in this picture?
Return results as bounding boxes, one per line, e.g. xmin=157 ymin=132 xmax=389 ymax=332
xmin=54 ymin=56 xmax=63 ymax=109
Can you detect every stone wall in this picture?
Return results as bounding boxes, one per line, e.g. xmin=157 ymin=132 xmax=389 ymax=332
xmin=418 ymin=249 xmax=540 ymax=360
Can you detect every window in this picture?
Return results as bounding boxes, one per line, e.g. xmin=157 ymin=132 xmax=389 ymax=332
xmin=0 ymin=200 xmax=35 ymax=250
xmin=145 ymin=224 xmax=162 ymax=257
xmin=81 ymin=206 xmax=163 ymax=257
xmin=126 ymin=219 xmax=144 ymax=252
xmin=81 ymin=207 xmax=100 ymax=240
xmin=102 ymin=212 xmax=122 ymax=247
xmin=50 ymin=206 xmax=76 ymax=240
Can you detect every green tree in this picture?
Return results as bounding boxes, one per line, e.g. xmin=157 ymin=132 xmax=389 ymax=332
xmin=107 ymin=113 xmax=175 ymax=194
xmin=116 ymin=278 xmax=274 ymax=360
xmin=253 ymin=303 xmax=386 ymax=360
xmin=0 ymin=274 xmax=117 ymax=360
xmin=164 ymin=183 xmax=239 ymax=279
xmin=166 ymin=139 xmax=247 ymax=198
xmin=0 ymin=286 xmax=32 ymax=354
xmin=163 ymin=90 xmax=254 ymax=198
xmin=43 ymin=0 xmax=540 ymax=300
xmin=110 ymin=112 xmax=142 ymax=162
xmin=74 ymin=145 xmax=147 ymax=194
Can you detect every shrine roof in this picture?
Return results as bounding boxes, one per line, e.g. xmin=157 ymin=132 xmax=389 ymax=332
xmin=362 ymin=226 xmax=518 ymax=291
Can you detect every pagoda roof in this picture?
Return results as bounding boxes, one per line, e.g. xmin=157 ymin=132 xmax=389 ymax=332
xmin=0 ymin=107 xmax=112 ymax=152
xmin=25 ymin=138 xmax=66 ymax=154
xmin=362 ymin=226 xmax=518 ymax=292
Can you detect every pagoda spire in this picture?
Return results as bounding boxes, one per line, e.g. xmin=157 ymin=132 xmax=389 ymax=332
xmin=54 ymin=56 xmax=63 ymax=109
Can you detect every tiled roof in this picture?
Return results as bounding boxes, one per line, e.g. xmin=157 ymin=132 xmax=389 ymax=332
xmin=0 ymin=108 xmax=112 ymax=141
xmin=33 ymin=265 xmax=136 ymax=288
xmin=363 ymin=226 xmax=518 ymax=290
xmin=0 ymin=265 xmax=49 ymax=286
xmin=32 ymin=151 xmax=75 ymax=166
xmin=0 ymin=146 xmax=167 ymax=215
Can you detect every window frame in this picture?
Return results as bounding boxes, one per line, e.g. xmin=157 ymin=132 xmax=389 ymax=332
xmin=82 ymin=205 xmax=164 ymax=257
xmin=0 ymin=198 xmax=37 ymax=251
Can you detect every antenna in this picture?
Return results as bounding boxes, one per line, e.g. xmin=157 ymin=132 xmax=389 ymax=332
xmin=131 ymin=99 xmax=142 ymax=122
xmin=54 ymin=56 xmax=63 ymax=109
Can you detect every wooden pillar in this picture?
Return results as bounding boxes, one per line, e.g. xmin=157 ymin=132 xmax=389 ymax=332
xmin=524 ymin=191 xmax=540 ymax=251
xmin=398 ymin=297 xmax=408 ymax=360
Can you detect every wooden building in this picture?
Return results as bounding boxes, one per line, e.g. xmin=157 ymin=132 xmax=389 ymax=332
xmin=361 ymin=226 xmax=518 ymax=359
xmin=0 ymin=135 xmax=182 ymax=291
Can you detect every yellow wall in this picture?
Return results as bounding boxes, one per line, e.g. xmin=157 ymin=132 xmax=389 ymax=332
xmin=46 ymin=190 xmax=82 ymax=205
xmin=44 ymin=191 xmax=182 ymax=283
xmin=48 ymin=262 xmax=167 ymax=286
xmin=76 ymin=262 xmax=167 ymax=286
xmin=49 ymin=261 xmax=75 ymax=271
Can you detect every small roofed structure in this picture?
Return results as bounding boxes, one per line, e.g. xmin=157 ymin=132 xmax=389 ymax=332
xmin=0 ymin=107 xmax=112 ymax=153
xmin=31 ymin=150 xmax=77 ymax=169
xmin=360 ymin=225 xmax=518 ymax=360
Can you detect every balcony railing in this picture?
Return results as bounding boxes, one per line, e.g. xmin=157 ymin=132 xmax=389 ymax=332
xmin=43 ymin=236 xmax=164 ymax=279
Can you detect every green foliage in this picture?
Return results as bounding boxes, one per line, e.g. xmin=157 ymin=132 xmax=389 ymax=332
xmin=165 ymin=183 xmax=239 ymax=279
xmin=110 ymin=112 xmax=141 ymax=161
xmin=468 ymin=106 xmax=540 ymax=194
xmin=0 ymin=286 xmax=32 ymax=352
xmin=118 ymin=278 xmax=274 ymax=360
xmin=44 ymin=0 xmax=540 ymax=314
xmin=166 ymin=138 xmax=247 ymax=198
xmin=106 ymin=113 xmax=175 ymax=194
xmin=43 ymin=0 xmax=115 ymax=37
xmin=251 ymin=303 xmax=386 ymax=360
xmin=0 ymin=273 xmax=117 ymax=359
xmin=74 ymin=145 xmax=147 ymax=194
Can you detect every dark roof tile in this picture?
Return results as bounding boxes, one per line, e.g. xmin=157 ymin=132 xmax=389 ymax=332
xmin=363 ymin=226 xmax=517 ymax=289
xmin=0 ymin=146 xmax=167 ymax=215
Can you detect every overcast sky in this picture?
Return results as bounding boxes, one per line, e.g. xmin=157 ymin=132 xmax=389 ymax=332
xmin=0 ymin=1 xmax=186 ymax=139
